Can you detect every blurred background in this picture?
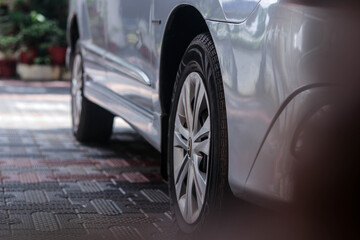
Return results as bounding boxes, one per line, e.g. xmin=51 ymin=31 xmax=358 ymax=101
xmin=0 ymin=0 xmax=69 ymax=80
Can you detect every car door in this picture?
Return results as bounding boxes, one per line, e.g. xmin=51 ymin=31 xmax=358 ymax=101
xmin=82 ymin=0 xmax=107 ymax=84
xmin=104 ymin=0 xmax=155 ymax=113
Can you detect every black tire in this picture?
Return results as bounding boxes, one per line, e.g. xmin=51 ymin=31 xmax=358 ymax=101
xmin=71 ymin=41 xmax=114 ymax=143
xmin=167 ymin=33 xmax=229 ymax=233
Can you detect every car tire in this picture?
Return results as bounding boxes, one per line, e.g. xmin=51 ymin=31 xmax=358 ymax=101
xmin=71 ymin=41 xmax=114 ymax=143
xmin=168 ymin=33 xmax=229 ymax=233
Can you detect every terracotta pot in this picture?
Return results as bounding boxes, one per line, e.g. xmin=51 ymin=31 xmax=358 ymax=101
xmin=0 ymin=59 xmax=17 ymax=78
xmin=19 ymin=48 xmax=37 ymax=64
xmin=48 ymin=46 xmax=67 ymax=65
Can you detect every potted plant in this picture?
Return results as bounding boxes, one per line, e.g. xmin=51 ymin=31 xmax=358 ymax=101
xmin=17 ymin=42 xmax=61 ymax=80
xmin=1 ymin=2 xmax=34 ymax=64
xmin=15 ymin=11 xmax=38 ymax=64
xmin=18 ymin=45 xmax=36 ymax=64
xmin=48 ymin=26 xmax=67 ymax=65
xmin=26 ymin=1 xmax=68 ymax=65
xmin=16 ymin=15 xmax=62 ymax=80
xmin=0 ymin=36 xmax=18 ymax=78
xmin=4 ymin=0 xmax=70 ymax=80
xmin=0 ymin=1 xmax=21 ymax=78
xmin=16 ymin=11 xmax=55 ymax=64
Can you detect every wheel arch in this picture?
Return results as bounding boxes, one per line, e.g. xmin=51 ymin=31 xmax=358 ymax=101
xmin=159 ymin=5 xmax=212 ymax=179
xmin=67 ymin=13 xmax=80 ymax=69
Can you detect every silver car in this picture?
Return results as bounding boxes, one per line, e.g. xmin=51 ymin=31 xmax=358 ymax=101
xmin=66 ymin=0 xmax=357 ymax=233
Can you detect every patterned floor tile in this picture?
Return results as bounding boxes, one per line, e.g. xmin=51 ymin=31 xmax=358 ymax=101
xmin=0 ymin=80 xmax=177 ymax=240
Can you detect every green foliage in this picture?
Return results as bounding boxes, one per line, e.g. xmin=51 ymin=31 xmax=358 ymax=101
xmin=13 ymin=0 xmax=30 ymax=11
xmin=28 ymin=0 xmax=68 ymax=29
xmin=49 ymin=27 xmax=66 ymax=46
xmin=18 ymin=17 xmax=56 ymax=46
xmin=0 ymin=0 xmax=68 ymax=62
xmin=0 ymin=35 xmax=19 ymax=54
xmin=8 ymin=10 xmax=32 ymax=30
xmin=33 ymin=55 xmax=50 ymax=65
xmin=36 ymin=41 xmax=50 ymax=62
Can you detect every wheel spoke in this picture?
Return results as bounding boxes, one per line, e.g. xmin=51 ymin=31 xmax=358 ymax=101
xmin=194 ymin=156 xmax=206 ymax=205
xmin=193 ymin=138 xmax=210 ymax=156
xmin=175 ymin=114 xmax=189 ymax=140
xmin=175 ymin=154 xmax=189 ymax=184
xmin=182 ymin=80 xmax=193 ymax=132
xmin=76 ymin=66 xmax=82 ymax=86
xmin=76 ymin=92 xmax=82 ymax=113
xmin=71 ymin=78 xmax=77 ymax=95
xmin=185 ymin=165 xmax=194 ymax=221
xmin=174 ymin=131 xmax=187 ymax=150
xmin=175 ymin=157 xmax=189 ymax=198
xmin=193 ymin=116 xmax=210 ymax=142
xmin=71 ymin=55 xmax=83 ymax=131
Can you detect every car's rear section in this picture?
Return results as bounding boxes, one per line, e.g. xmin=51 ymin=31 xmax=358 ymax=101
xmin=66 ymin=0 xmax=360 ymax=237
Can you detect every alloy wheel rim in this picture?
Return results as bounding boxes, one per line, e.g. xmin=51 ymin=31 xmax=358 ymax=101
xmin=173 ymin=72 xmax=211 ymax=224
xmin=71 ymin=54 xmax=83 ymax=132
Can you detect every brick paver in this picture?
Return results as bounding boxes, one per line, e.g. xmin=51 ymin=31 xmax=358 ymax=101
xmin=0 ymin=80 xmax=176 ymax=240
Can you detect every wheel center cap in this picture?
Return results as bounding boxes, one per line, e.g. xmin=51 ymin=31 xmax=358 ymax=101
xmin=188 ymin=138 xmax=192 ymax=158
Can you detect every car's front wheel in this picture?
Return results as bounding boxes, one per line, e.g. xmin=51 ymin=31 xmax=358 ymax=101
xmin=168 ymin=33 xmax=228 ymax=233
xmin=71 ymin=41 xmax=114 ymax=143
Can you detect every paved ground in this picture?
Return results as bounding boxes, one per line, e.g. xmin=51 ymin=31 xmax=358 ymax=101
xmin=0 ymin=80 xmax=176 ymax=240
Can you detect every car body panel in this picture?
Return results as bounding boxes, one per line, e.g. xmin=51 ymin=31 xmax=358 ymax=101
xmin=243 ymin=86 xmax=332 ymax=206
xmin=208 ymin=1 xmax=334 ymax=197
xmin=67 ymin=0 xmax=260 ymax=152
xmin=104 ymin=0 xmax=155 ymax=113
xmin=153 ymin=0 xmax=259 ymax=23
xmin=218 ymin=0 xmax=261 ymax=23
xmin=67 ymin=0 xmax=337 ymax=205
